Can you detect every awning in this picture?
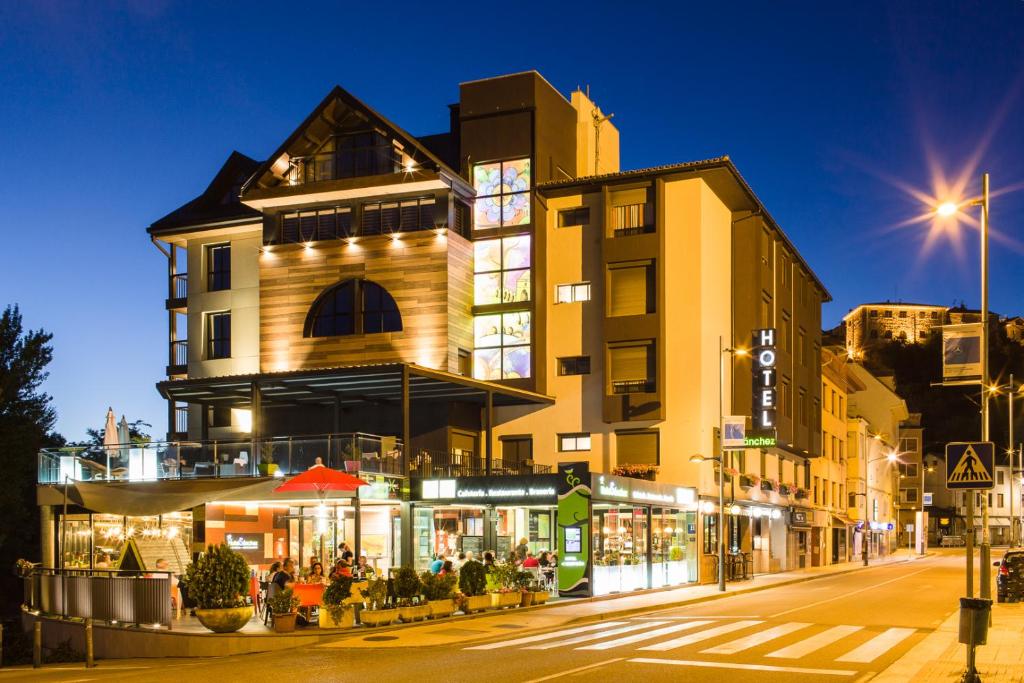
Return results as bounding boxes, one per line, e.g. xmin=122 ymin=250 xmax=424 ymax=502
xmin=832 ymin=514 xmax=857 ymax=527
xmin=156 ymin=362 xmax=555 ymax=408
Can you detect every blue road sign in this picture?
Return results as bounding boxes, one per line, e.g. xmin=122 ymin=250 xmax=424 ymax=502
xmin=945 ymin=442 xmax=995 ymax=490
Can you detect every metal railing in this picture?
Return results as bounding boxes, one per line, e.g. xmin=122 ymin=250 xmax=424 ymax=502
xmin=23 ymin=568 xmax=174 ymax=628
xmin=409 ymin=449 xmax=551 ymax=477
xmin=169 ymin=273 xmax=188 ymax=300
xmin=287 ymin=148 xmax=400 ymax=185
xmin=611 ymin=379 xmax=656 ymax=394
xmin=38 ymin=432 xmax=406 ymax=483
xmin=611 ymin=203 xmax=655 ymax=236
xmin=169 ymin=339 xmax=188 ymax=368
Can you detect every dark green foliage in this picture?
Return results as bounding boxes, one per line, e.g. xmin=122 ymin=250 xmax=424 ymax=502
xmin=322 ymin=576 xmax=353 ymax=606
xmin=393 ymin=565 xmax=422 ymax=604
xmin=364 ymin=577 xmax=389 ymax=609
xmin=458 ymin=560 xmax=487 ymax=597
xmin=266 ymin=587 xmax=299 ymax=615
xmin=420 ymin=571 xmax=457 ymax=601
xmin=182 ymin=544 xmax=249 ymax=609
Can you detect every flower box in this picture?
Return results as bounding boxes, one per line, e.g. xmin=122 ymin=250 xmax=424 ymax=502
xmin=761 ymin=480 xmax=778 ymax=493
xmin=491 ymin=591 xmax=522 ymax=609
xmin=794 ymin=489 xmax=809 ymax=500
xmin=319 ymin=605 xmax=355 ymax=629
xmin=739 ymin=474 xmax=759 ymax=489
xmin=398 ymin=603 xmax=431 ymax=623
xmin=612 ymin=465 xmax=659 ymax=480
xmin=360 ymin=607 xmax=398 ymax=627
xmin=531 ymin=590 xmax=549 ymax=605
xmin=428 ymin=598 xmax=456 ymax=619
xmin=462 ymin=594 xmax=493 ymax=613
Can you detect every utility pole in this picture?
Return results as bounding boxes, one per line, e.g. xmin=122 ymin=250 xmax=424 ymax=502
xmin=1011 ymin=374 xmax=1016 ymax=546
xmin=979 ymin=173 xmax=991 ymax=600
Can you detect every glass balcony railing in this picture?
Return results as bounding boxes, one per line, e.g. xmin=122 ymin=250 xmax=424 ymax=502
xmin=37 ymin=432 xmax=405 ymax=484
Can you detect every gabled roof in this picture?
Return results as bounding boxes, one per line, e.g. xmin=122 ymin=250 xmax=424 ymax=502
xmin=148 ymin=151 xmax=262 ymax=234
xmin=241 ymin=86 xmax=467 ymax=196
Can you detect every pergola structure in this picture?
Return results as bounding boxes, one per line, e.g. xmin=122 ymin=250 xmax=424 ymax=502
xmin=157 ymin=362 xmax=553 ymax=474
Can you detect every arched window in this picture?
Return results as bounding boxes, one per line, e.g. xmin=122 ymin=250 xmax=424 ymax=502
xmin=305 ymin=279 xmax=402 ymax=337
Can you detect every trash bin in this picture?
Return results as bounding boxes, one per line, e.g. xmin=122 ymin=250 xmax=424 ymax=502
xmin=958 ymin=597 xmax=992 ymax=646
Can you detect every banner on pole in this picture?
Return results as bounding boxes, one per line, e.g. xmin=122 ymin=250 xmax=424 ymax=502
xmin=942 ymin=323 xmax=983 ymax=383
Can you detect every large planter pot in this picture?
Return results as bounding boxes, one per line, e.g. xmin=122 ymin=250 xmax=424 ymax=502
xmin=491 ymin=592 xmax=521 ymax=609
xmin=463 ymin=594 xmax=492 ymax=614
xmin=428 ymin=598 xmax=456 ymax=619
xmin=272 ymin=611 xmax=298 ymax=634
xmin=319 ymin=605 xmax=355 ymax=629
xmin=532 ymin=590 xmax=549 ymax=605
xmin=520 ymin=591 xmax=534 ymax=607
xmin=194 ymin=606 xmax=252 ymax=633
xmin=398 ymin=603 xmax=431 ymax=623
xmin=360 ymin=607 xmax=398 ymax=627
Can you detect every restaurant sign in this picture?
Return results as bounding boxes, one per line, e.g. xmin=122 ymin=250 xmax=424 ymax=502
xmin=752 ymin=328 xmax=778 ymax=430
xmin=592 ymin=473 xmax=697 ymax=509
xmin=226 ymin=534 xmax=261 ymax=552
xmin=418 ymin=475 xmax=558 ymax=503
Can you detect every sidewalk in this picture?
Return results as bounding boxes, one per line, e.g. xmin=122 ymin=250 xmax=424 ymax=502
xmin=318 ymin=549 xmax=920 ymax=649
xmin=876 ymin=602 xmax=1024 ymax=682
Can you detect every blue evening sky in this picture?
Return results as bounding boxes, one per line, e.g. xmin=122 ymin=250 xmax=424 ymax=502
xmin=1 ymin=1 xmax=1022 ymax=441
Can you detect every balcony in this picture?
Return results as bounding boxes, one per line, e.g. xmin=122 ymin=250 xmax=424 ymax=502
xmin=610 ymin=203 xmax=655 ymax=237
xmin=166 ymin=273 xmax=187 ymax=310
xmin=167 ymin=340 xmax=187 ymax=376
xmin=286 ymin=145 xmax=400 ymax=186
xmin=611 ymin=378 xmax=656 ymax=394
xmin=409 ymin=450 xmax=551 ymax=478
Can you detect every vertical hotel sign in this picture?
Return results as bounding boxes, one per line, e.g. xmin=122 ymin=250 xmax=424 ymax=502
xmin=557 ymin=462 xmax=592 ymax=598
xmin=752 ymin=328 xmax=777 ymax=430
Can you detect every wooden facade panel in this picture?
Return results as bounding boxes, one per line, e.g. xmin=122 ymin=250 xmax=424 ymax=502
xmin=259 ymin=232 xmax=471 ymax=373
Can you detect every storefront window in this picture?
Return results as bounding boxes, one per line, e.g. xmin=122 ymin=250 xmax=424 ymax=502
xmin=61 ymin=515 xmax=92 ymax=568
xmin=593 ymin=504 xmax=649 ymax=595
xmin=703 ymin=513 xmax=718 ymax=555
xmin=652 ymin=508 xmax=696 ymax=586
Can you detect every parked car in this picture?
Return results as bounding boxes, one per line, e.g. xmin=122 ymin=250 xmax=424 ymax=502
xmin=994 ymin=550 xmax=1024 ymax=602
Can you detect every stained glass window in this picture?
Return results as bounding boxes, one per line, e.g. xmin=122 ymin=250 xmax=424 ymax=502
xmin=473 ymin=236 xmax=531 ymax=305
xmin=473 ymin=159 xmax=531 ymax=228
xmin=473 ymin=311 xmax=531 ymax=380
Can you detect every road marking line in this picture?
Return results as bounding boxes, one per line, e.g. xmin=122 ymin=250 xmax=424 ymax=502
xmin=770 ymin=565 xmax=934 ymax=618
xmin=464 ymin=621 xmax=629 ymax=650
xmin=627 ymin=657 xmax=858 ymax=676
xmin=522 ymin=658 xmax=625 ymax=683
xmin=700 ymin=622 xmax=812 ymax=654
xmin=525 ymin=621 xmax=668 ymax=650
xmin=634 ymin=615 xmax=756 ymax=620
xmin=577 ymin=620 xmax=716 ymax=650
xmin=766 ymin=624 xmax=863 ymax=659
xmin=637 ymin=619 xmax=763 ymax=651
xmin=836 ymin=627 xmax=916 ymax=663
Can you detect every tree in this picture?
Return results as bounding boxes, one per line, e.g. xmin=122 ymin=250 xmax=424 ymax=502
xmin=0 ymin=305 xmax=60 ymax=594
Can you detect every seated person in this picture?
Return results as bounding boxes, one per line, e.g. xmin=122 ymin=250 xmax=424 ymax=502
xmin=355 ymin=554 xmax=376 ymax=580
xmin=429 ymin=554 xmax=445 ymax=574
xmin=522 ymin=551 xmax=540 ymax=568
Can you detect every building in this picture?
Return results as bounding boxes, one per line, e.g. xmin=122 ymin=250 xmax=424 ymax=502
xmin=954 ymin=462 xmax=1023 ymax=546
xmin=842 ymin=301 xmax=1011 ymax=356
xmin=845 ymin=365 xmax=908 ymax=558
xmin=37 ymin=71 xmax=828 ymax=596
xmin=896 ymin=413 xmax=925 ymax=547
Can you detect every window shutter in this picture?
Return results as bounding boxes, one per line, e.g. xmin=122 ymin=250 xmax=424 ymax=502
xmin=609 ymin=266 xmax=647 ymax=316
xmin=610 ymin=345 xmax=648 ymax=381
xmin=617 ymin=432 xmax=658 ymax=465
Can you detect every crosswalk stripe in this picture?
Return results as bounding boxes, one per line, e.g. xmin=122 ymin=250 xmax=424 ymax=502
xmin=700 ymin=622 xmax=812 ymax=655
xmin=637 ymin=619 xmax=763 ymax=651
xmin=464 ymin=621 xmax=629 ymax=650
xmin=576 ymin=620 xmax=717 ymax=651
xmin=766 ymin=624 xmax=863 ymax=659
xmin=524 ymin=621 xmax=669 ymax=650
xmin=835 ymin=627 xmax=916 ymax=663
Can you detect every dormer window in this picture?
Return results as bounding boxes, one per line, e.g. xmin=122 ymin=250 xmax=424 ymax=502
xmin=305 ymin=279 xmax=402 ymax=337
xmin=287 ymin=131 xmax=400 ymax=185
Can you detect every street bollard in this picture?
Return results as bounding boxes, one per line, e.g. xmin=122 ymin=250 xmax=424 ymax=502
xmin=85 ymin=618 xmax=94 ymax=668
xmin=32 ymin=622 xmax=41 ymax=669
xmin=959 ymin=596 xmax=992 ymax=682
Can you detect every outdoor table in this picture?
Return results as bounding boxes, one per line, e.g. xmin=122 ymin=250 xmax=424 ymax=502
xmin=293 ymin=582 xmax=325 ymax=607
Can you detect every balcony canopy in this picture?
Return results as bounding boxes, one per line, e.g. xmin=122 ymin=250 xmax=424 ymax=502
xmin=156 ymin=362 xmax=554 ymax=408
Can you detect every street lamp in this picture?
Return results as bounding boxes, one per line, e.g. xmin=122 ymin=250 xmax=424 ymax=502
xmin=853 ymin=450 xmax=903 ymax=566
xmin=691 ymin=453 xmax=726 ymax=591
xmin=932 ymin=172 xmax=991 ymax=600
xmin=988 ymin=377 xmax=1023 ymax=546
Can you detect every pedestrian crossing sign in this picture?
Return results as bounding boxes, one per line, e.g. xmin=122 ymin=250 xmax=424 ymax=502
xmin=945 ymin=442 xmax=994 ymax=490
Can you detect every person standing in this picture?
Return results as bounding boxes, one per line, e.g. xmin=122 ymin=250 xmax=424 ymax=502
xmin=515 ymin=537 xmax=529 ymax=562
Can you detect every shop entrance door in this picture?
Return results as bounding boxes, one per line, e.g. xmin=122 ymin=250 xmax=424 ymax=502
xmin=811 ymin=527 xmax=822 ymax=567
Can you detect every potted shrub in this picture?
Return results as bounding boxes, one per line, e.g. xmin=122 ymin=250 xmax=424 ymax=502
xmin=420 ymin=571 xmax=458 ymax=618
xmin=529 ymin=577 xmax=550 ymax=605
xmin=394 ymin=566 xmax=429 ymax=622
xmin=490 ymin=563 xmax=523 ymax=609
xmin=794 ymin=487 xmax=810 ymax=500
xmin=761 ymin=478 xmax=778 ymax=493
xmin=319 ymin=576 xmax=355 ymax=629
xmin=739 ymin=473 xmax=759 ymax=489
xmin=514 ymin=569 xmax=535 ymax=607
xmin=458 ymin=560 xmax=491 ymax=613
xmin=779 ymin=482 xmax=795 ymax=496
xmin=360 ymin=577 xmax=398 ymax=627
xmin=266 ymin=587 xmax=301 ymax=633
xmin=612 ymin=464 xmax=659 ymax=481
xmin=182 ymin=543 xmax=252 ymax=633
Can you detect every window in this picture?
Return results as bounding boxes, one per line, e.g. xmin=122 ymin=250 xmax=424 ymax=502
xmin=869 ymin=310 xmax=878 ymax=317
xmin=781 ymin=378 xmax=791 ymax=418
xmin=559 ymin=433 xmax=591 ymax=452
xmin=848 ymin=493 xmax=858 ymax=508
xmin=286 ymin=131 xmax=398 ymax=184
xmin=608 ymin=263 xmax=654 ymax=316
xmin=473 ymin=312 xmax=530 ymax=380
xmin=703 ymin=514 xmax=718 ymax=555
xmin=902 ymin=488 xmax=919 ymax=503
xmin=997 ymin=470 xmax=1005 ymax=486
xmin=798 ymin=328 xmax=806 ymax=365
xmin=280 ymin=205 xmax=351 ymax=243
xmin=474 ymin=235 xmax=531 ymax=305
xmin=473 ymin=159 xmax=531 ymax=228
xmin=616 ymin=430 xmax=659 ymax=466
xmin=556 ymin=282 xmax=591 ymax=304
xmin=609 ymin=189 xmax=653 ymax=236
xmin=780 ymin=253 xmax=791 ymax=288
xmin=207 ymin=312 xmax=231 ymax=359
xmin=558 ymin=207 xmax=590 ymax=227
xmin=609 ymin=341 xmax=655 ymax=393
xmin=501 ymin=437 xmax=533 ymax=467
xmin=884 ymin=310 xmax=892 ymax=318
xmin=208 ymin=405 xmax=231 ymax=428
xmin=558 ymin=356 xmax=591 ymax=376
xmin=458 ymin=349 xmax=471 ymax=377
xmin=305 ymin=279 xmax=402 ymax=337
xmin=761 ymin=292 xmax=772 ymax=328
xmin=781 ymin=312 xmax=792 ymax=352
xmin=998 ymin=494 xmax=1005 ymax=508
xmin=899 ymin=310 xmax=907 ymax=318
xmin=207 ymin=244 xmax=230 ymax=291
xmin=798 ymin=389 xmax=808 ymax=425
xmin=899 ymin=437 xmax=919 ymax=453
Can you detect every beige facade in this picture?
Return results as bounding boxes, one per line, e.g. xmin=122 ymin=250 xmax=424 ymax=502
xmin=843 ymin=302 xmax=947 ymax=354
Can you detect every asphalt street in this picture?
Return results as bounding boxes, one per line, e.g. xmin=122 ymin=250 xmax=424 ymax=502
xmin=5 ymin=551 xmax=976 ymax=683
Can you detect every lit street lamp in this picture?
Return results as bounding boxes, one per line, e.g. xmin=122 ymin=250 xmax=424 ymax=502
xmin=690 ymin=452 xmax=726 ymax=591
xmin=987 ymin=377 xmax=1024 ymax=546
xmin=852 ymin=449 xmax=901 ymax=566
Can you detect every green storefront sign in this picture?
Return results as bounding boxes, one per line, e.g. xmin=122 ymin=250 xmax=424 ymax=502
xmin=557 ymin=462 xmax=592 ymax=597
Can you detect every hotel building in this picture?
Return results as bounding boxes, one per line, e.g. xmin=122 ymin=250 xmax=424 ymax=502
xmin=38 ymin=72 xmax=829 ymax=595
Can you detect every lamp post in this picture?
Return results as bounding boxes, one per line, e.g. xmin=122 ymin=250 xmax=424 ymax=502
xmin=936 ymin=173 xmax=991 ymax=599
xmin=990 ymin=377 xmax=1023 ymax=546
xmin=854 ymin=449 xmax=901 ymax=567
xmin=691 ymin=453 xmax=726 ymax=591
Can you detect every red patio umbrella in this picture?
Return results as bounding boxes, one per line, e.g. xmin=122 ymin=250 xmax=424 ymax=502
xmin=273 ymin=467 xmax=368 ymax=497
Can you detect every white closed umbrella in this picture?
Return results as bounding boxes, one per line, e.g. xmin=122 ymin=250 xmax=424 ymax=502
xmin=102 ymin=408 xmax=119 ymax=472
xmin=118 ymin=416 xmax=132 ymax=470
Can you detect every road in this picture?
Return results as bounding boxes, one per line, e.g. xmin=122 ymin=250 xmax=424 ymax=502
xmin=6 ymin=551 xmax=976 ymax=682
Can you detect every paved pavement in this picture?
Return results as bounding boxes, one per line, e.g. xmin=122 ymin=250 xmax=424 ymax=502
xmin=0 ymin=549 xmax=963 ymax=682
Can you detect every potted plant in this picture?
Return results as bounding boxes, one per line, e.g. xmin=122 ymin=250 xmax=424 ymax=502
xmin=514 ymin=568 xmax=535 ymax=607
xmin=420 ymin=571 xmax=458 ymax=618
xmin=182 ymin=543 xmax=252 ymax=633
xmin=761 ymin=478 xmax=778 ymax=493
xmin=490 ymin=563 xmax=523 ymax=609
xmin=359 ymin=577 xmax=398 ymax=627
xmin=319 ymin=576 xmax=355 ymax=629
xmin=795 ymin=487 xmax=810 ymax=500
xmin=458 ymin=560 xmax=491 ymax=613
xmin=779 ymin=482 xmax=795 ymax=496
xmin=394 ymin=566 xmax=429 ymax=622
xmin=529 ymin=577 xmax=550 ymax=605
xmin=266 ymin=587 xmax=301 ymax=633
xmin=739 ymin=473 xmax=760 ymax=489
xmin=612 ymin=464 xmax=659 ymax=481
